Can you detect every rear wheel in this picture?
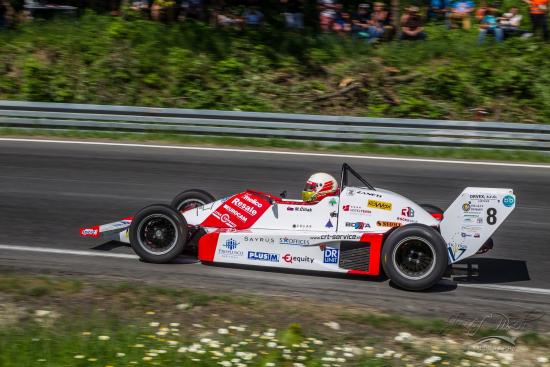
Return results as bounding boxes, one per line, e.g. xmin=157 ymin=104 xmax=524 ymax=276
xmin=382 ymin=224 xmax=448 ymax=291
xmin=129 ymin=204 xmax=188 ymax=263
xmin=171 ymin=189 xmax=216 ymax=212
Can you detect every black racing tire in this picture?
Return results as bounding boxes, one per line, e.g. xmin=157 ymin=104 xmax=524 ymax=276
xmin=129 ymin=204 xmax=188 ymax=263
xmin=420 ymin=204 xmax=444 ymax=216
xmin=171 ymin=189 xmax=216 ymax=212
xmin=381 ymin=224 xmax=448 ymax=291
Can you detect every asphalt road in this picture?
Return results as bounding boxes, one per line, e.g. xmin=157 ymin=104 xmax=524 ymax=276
xmin=1 ymin=138 xmax=549 ymax=331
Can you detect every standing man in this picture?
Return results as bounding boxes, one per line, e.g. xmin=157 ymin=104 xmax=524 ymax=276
xmin=524 ymin=0 xmax=548 ymax=40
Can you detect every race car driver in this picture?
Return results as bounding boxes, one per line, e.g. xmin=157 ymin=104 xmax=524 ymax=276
xmin=301 ymin=173 xmax=339 ymax=203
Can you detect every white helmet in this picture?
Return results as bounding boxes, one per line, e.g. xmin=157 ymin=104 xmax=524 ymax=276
xmin=302 ymin=173 xmax=338 ymax=202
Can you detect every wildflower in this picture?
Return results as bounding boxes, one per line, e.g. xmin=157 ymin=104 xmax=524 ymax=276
xmin=156 ymin=331 xmax=167 ymax=336
xmin=218 ymin=328 xmax=229 ymax=335
xmin=81 ymin=331 xmax=91 ymax=336
xmin=149 ymin=322 xmax=160 ymax=327
xmin=323 ymin=322 xmax=340 ymax=330
xmin=395 ymin=332 xmax=413 ymax=342
xmin=167 ymin=340 xmax=179 ymax=346
xmin=424 ymin=356 xmax=442 ymax=364
xmin=223 ymin=346 xmax=234 ymax=353
xmin=98 ymin=335 xmax=110 ymax=341
xmin=145 ymin=311 xmax=155 ymax=315
xmin=133 ymin=344 xmax=145 ymax=348
xmin=293 ymin=363 xmax=306 ymax=367
xmin=192 ymin=323 xmax=204 ymax=328
xmin=169 ymin=322 xmax=180 ymax=327
xmin=537 ymin=357 xmax=549 ymax=363
xmin=177 ymin=347 xmax=188 ymax=353
xmin=116 ymin=353 xmax=126 ymax=357
xmin=74 ymin=355 xmax=85 ymax=359
xmin=142 ymin=356 xmax=152 ymax=361
xmin=265 ymin=363 xmax=276 ymax=367
xmin=37 ymin=359 xmax=46 ymax=362
xmin=219 ymin=361 xmax=232 ymax=367
xmin=267 ymin=342 xmax=277 ymax=348
xmin=465 ymin=351 xmax=483 ymax=358
xmin=35 ymin=310 xmax=51 ymax=317
xmin=87 ymin=358 xmax=97 ymax=362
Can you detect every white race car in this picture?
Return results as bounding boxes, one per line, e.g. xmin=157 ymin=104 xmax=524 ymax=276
xmin=81 ymin=164 xmax=516 ymax=290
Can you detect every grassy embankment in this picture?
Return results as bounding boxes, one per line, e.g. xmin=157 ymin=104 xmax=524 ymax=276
xmin=2 ymin=13 xmax=550 ymax=162
xmin=0 ymin=274 xmax=549 ymax=367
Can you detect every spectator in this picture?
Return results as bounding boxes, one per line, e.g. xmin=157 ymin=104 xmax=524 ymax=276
xmin=215 ymin=7 xmax=243 ymax=28
xmin=319 ymin=0 xmax=337 ymax=32
xmin=448 ymin=0 xmax=475 ymax=29
xmin=478 ymin=8 xmax=503 ymax=43
xmin=367 ymin=2 xmax=391 ymax=42
xmin=428 ymin=0 xmax=451 ymax=22
xmin=281 ymin=0 xmax=304 ymax=29
xmin=243 ymin=6 xmax=263 ymax=26
xmin=400 ymin=6 xmax=426 ymax=40
xmin=352 ymin=3 xmax=371 ymax=37
xmin=330 ymin=7 xmax=351 ymax=34
xmin=523 ymin=0 xmax=548 ymax=40
xmin=182 ymin=0 xmax=206 ymax=20
xmin=499 ymin=7 xmax=525 ymax=37
xmin=475 ymin=0 xmax=490 ymax=22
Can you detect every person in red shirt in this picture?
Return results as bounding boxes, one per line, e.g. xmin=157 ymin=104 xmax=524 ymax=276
xmin=524 ymin=0 xmax=549 ymax=40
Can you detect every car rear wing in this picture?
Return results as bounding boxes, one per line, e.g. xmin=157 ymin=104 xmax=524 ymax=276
xmin=440 ymin=187 xmax=515 ymax=263
xmin=80 ymin=217 xmax=133 ymax=243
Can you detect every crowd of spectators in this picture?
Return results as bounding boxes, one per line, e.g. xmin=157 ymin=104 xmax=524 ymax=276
xmin=0 ymin=0 xmax=548 ymax=43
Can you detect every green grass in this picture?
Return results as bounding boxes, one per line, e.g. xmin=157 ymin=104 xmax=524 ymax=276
xmin=1 ymin=274 xmax=549 ymax=366
xmin=2 ymin=127 xmax=550 ymax=164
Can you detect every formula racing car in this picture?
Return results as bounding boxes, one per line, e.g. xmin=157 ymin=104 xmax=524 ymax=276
xmin=80 ymin=163 xmax=516 ymax=290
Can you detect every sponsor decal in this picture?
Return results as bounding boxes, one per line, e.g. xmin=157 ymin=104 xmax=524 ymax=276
xmin=224 ymin=238 xmax=239 ymax=250
xmin=243 ymin=236 xmax=275 ymax=244
xmin=280 ymin=238 xmax=310 ymax=246
xmin=368 ymin=200 xmax=392 ymax=211
xmin=247 ymin=251 xmax=279 ymax=262
xmin=346 ymin=189 xmax=382 ymax=198
xmin=80 ymin=226 xmax=100 ymax=237
xmin=474 ymin=233 xmax=480 ymax=238
xmin=401 ymin=207 xmax=415 ymax=217
xmin=329 ymin=198 xmax=338 ymax=206
xmin=323 ymin=247 xmax=339 ymax=264
xmin=311 ymin=234 xmax=361 ymax=240
xmin=282 ymin=253 xmax=314 ymax=264
xmin=396 ymin=217 xmax=416 ymax=223
xmin=202 ymin=193 xmax=270 ymax=229
xmin=461 ymin=232 xmax=472 ymax=238
xmin=242 ymin=194 xmax=263 ymax=208
xmin=287 ymin=206 xmax=313 ymax=212
xmin=231 ymin=198 xmax=258 ymax=216
xmin=345 ymin=222 xmax=370 ymax=230
xmin=330 ymin=211 xmax=338 ymax=218
xmin=469 ymin=194 xmax=498 ymax=203
xmin=503 ymin=195 xmax=515 ymax=207
xmin=376 ymin=221 xmax=401 ymax=228
xmin=448 ymin=243 xmax=467 ymax=262
xmin=292 ymin=224 xmax=312 ymax=229
xmin=342 ymin=205 xmax=372 ymax=215
xmin=217 ymin=238 xmax=244 ymax=259
xmin=462 ymin=203 xmax=471 ymax=212
xmin=325 ymin=219 xmax=334 ymax=228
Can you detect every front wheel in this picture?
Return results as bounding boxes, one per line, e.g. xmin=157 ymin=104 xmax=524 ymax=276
xmin=129 ymin=204 xmax=188 ymax=263
xmin=381 ymin=224 xmax=448 ymax=291
xmin=171 ymin=189 xmax=216 ymax=212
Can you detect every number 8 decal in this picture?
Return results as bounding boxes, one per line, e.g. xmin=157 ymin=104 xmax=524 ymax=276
xmin=487 ymin=208 xmax=497 ymax=225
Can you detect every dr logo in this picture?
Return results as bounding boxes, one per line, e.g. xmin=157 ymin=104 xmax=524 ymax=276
xmin=323 ymin=247 xmax=339 ymax=264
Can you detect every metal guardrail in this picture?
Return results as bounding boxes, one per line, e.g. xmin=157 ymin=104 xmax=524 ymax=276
xmin=0 ymin=100 xmax=549 ymax=151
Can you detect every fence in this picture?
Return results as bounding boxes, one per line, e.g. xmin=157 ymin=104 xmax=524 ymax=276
xmin=0 ymin=100 xmax=549 ymax=151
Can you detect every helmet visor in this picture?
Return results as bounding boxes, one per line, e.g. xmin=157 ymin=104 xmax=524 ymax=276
xmin=301 ymin=190 xmax=316 ymax=202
